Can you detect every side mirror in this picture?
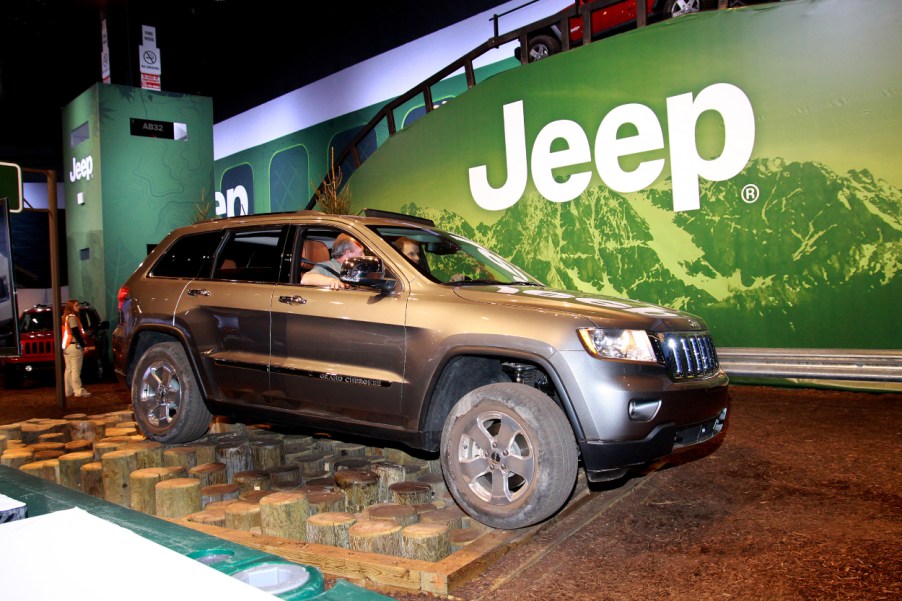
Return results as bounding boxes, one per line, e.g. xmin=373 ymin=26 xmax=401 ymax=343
xmin=340 ymin=256 xmax=397 ymax=292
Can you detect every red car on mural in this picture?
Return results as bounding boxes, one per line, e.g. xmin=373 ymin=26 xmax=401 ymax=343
xmin=517 ymin=0 xmax=718 ymax=62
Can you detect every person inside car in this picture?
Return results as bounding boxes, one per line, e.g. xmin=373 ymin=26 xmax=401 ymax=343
xmin=392 ymin=236 xmax=422 ymax=265
xmin=301 ymin=233 xmax=364 ymax=289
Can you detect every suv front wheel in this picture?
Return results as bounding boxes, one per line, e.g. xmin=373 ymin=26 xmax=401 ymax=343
xmin=132 ymin=341 xmax=212 ymax=443
xmin=441 ymin=382 xmax=578 ymax=529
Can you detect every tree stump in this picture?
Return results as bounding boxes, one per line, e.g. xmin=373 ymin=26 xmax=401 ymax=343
xmin=58 ymin=451 xmax=95 ymax=490
xmin=186 ymin=508 xmax=226 ymax=527
xmin=0 ymin=434 xmax=7 ymax=453
xmin=306 ymin=490 xmax=344 ymax=515
xmin=80 ymin=461 xmax=104 ymax=498
xmin=239 ymin=489 xmax=275 ymax=504
xmin=251 ymin=438 xmax=283 ymax=471
xmin=63 ymin=413 xmax=88 ymax=420
xmin=334 ymin=469 xmax=380 ymax=513
xmin=267 ymin=464 xmax=302 ymax=490
xmin=155 ymin=477 xmax=202 ymax=518
xmin=201 ymin=483 xmax=241 ymax=507
xmin=383 ymin=447 xmax=416 ymax=466
xmin=332 ymin=442 xmax=366 ymax=458
xmin=129 ymin=467 xmax=180 ymax=514
xmin=306 ymin=511 xmax=356 ymax=548
xmin=333 ymin=458 xmax=370 ymax=473
xmin=373 ymin=461 xmax=406 ymax=502
xmin=205 ymin=499 xmax=241 ymax=512
xmin=0 ymin=423 xmax=22 ymax=441
xmin=450 ymin=527 xmax=482 ymax=552
xmin=421 ymin=506 xmax=467 ymax=530
xmin=401 ymin=463 xmax=424 ymax=480
xmin=401 ymin=522 xmax=451 ymax=561
xmin=365 ymin=503 xmax=418 ymax=527
xmin=416 ymin=473 xmax=448 ymax=498
xmin=188 ymin=441 xmax=218 ymax=465
xmin=126 ymin=441 xmax=163 ymax=469
xmin=63 ymin=440 xmax=92 ymax=453
xmin=234 ymin=470 xmax=271 ymax=493
xmin=348 ymin=520 xmax=402 ymax=556
xmin=188 ymin=462 xmax=228 ymax=487
xmin=36 ymin=433 xmax=66 ymax=445
xmin=304 ymin=476 xmax=336 ymax=490
xmin=101 ymin=448 xmax=139 ymax=507
xmin=21 ymin=421 xmax=64 ymax=444
xmin=1 ymin=449 xmax=34 ymax=469
xmin=163 ymin=446 xmax=198 ymax=471
xmin=389 ymin=481 xmax=432 ymax=505
xmin=223 ymin=500 xmax=261 ymax=531
xmin=260 ymin=491 xmax=309 ymax=540
xmin=104 ymin=427 xmax=137 ymax=438
xmin=295 ymin=452 xmax=327 ymax=478
xmin=20 ymin=459 xmax=60 ymax=483
xmin=93 ymin=441 xmax=124 ymax=461
xmin=33 ymin=449 xmax=65 ymax=460
xmin=215 ymin=440 xmax=253 ymax=481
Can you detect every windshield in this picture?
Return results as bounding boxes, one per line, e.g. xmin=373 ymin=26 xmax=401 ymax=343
xmin=19 ymin=311 xmax=54 ymax=332
xmin=369 ymin=225 xmax=543 ymax=286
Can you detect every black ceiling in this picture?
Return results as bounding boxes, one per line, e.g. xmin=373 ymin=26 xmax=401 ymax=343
xmin=0 ymin=0 xmax=507 ymax=178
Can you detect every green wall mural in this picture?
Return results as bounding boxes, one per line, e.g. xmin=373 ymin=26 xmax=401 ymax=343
xmin=341 ymin=0 xmax=901 ymax=350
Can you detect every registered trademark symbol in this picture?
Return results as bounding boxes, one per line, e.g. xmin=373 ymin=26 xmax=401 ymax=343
xmin=741 ymin=184 xmax=760 ymax=204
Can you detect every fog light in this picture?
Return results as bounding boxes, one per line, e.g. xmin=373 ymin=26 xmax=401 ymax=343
xmin=628 ymin=399 xmax=661 ymax=422
xmin=24 ymin=365 xmax=33 ymax=373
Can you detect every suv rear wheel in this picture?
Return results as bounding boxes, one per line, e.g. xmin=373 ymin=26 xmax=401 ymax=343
xmin=440 ymin=382 xmax=578 ymax=529
xmin=132 ymin=341 xmax=211 ymax=443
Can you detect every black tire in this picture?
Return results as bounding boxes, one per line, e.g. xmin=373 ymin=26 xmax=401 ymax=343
xmin=441 ymin=382 xmax=578 ymax=529
xmin=663 ymin=0 xmax=702 ymax=19
xmin=525 ymin=33 xmax=561 ymax=62
xmin=131 ymin=341 xmax=212 ymax=443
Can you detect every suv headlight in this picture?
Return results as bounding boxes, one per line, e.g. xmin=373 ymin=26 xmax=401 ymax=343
xmin=577 ymin=328 xmax=656 ymax=362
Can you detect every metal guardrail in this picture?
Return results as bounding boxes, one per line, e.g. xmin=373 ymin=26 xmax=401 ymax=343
xmin=718 ymin=348 xmax=902 ymax=382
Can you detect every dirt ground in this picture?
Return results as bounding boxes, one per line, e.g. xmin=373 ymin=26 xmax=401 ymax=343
xmin=1 ymin=379 xmax=899 ymax=600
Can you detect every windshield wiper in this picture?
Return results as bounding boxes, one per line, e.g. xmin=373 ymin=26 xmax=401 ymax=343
xmin=507 ymin=281 xmax=543 ymax=286
xmin=443 ymin=278 xmax=502 ymax=286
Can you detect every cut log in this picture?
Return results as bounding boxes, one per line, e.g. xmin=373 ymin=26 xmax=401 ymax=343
xmin=204 ymin=498 xmax=241 ymax=512
xmin=420 ymin=505 xmax=467 ymax=530
xmin=365 ymin=503 xmax=418 ymax=527
xmin=63 ymin=440 xmax=93 ymax=453
xmin=0 ymin=434 xmax=7 ymax=453
xmin=80 ymin=461 xmax=104 ymax=498
xmin=93 ymin=441 xmax=124 ymax=461
xmin=416 ymin=473 xmax=448 ymax=498
xmin=332 ymin=442 xmax=366 ymax=458
xmin=187 ymin=441 xmax=217 ymax=465
xmin=201 ymin=483 xmax=241 ymax=507
xmin=63 ymin=413 xmax=88 ymax=420
xmin=155 ymin=477 xmax=202 ymax=518
xmin=233 ymin=470 xmax=271 ymax=493
xmin=20 ymin=421 xmax=66 ymax=444
xmin=250 ymin=438 xmax=284 ymax=471
xmin=223 ymin=500 xmax=262 ymax=531
xmin=36 ymin=433 xmax=65 ymax=444
xmin=101 ymin=448 xmax=139 ymax=507
xmin=58 ymin=451 xmax=95 ymax=490
xmin=401 ymin=522 xmax=451 ymax=562
xmin=163 ymin=446 xmax=198 ymax=471
xmin=305 ymin=511 xmax=356 ymax=548
xmin=389 ymin=481 xmax=433 ymax=506
xmin=33 ymin=449 xmax=65 ymax=460
xmin=334 ymin=469 xmax=380 ymax=513
xmin=20 ymin=459 xmax=60 ymax=483
xmin=373 ymin=461 xmax=406 ymax=503
xmin=0 ymin=423 xmax=22 ymax=441
xmin=125 ymin=440 xmax=163 ymax=469
xmin=215 ymin=439 xmax=253 ymax=482
xmin=186 ymin=508 xmax=226 ymax=527
xmin=129 ymin=466 xmax=179 ymax=514
xmin=449 ymin=527 xmax=483 ymax=552
xmin=295 ymin=452 xmax=327 ymax=478
xmin=348 ymin=520 xmax=402 ymax=557
xmin=333 ymin=457 xmax=370 ymax=473
xmin=239 ymin=489 xmax=275 ymax=504
xmin=260 ymin=490 xmax=309 ymax=540
xmin=267 ymin=464 xmax=302 ymax=490
xmin=188 ymin=462 xmax=228 ymax=488
xmin=1 ymin=449 xmax=34 ymax=469
xmin=306 ymin=490 xmax=344 ymax=515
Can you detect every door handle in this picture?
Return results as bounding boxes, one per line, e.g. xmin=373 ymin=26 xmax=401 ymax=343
xmin=279 ymin=295 xmax=307 ymax=306
xmin=187 ymin=288 xmax=211 ymax=296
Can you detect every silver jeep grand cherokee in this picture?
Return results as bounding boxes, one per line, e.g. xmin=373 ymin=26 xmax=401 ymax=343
xmin=113 ymin=210 xmax=728 ymax=529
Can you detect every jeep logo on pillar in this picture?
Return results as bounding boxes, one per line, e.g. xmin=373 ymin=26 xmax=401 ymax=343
xmin=468 ymin=83 xmax=755 ymax=212
xmin=215 ymin=163 xmax=254 ymax=217
xmin=69 ymin=156 xmax=94 ymax=182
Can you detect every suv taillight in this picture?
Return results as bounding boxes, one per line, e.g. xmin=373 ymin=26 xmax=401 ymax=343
xmin=117 ymin=285 xmax=129 ymax=313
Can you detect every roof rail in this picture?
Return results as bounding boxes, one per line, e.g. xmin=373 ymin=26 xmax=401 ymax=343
xmin=361 ymin=209 xmax=436 ymax=226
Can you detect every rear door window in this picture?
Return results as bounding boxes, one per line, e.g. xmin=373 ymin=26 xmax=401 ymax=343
xmin=150 ymin=231 xmax=223 ymax=279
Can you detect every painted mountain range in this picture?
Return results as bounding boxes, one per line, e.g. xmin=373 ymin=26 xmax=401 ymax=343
xmin=401 ymin=158 xmax=901 ymax=349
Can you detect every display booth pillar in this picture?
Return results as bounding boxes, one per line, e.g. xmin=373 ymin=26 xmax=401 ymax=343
xmin=62 ymin=83 xmax=213 ymax=334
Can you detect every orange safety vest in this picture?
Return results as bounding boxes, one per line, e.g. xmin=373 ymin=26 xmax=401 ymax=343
xmin=61 ymin=314 xmax=86 ymax=350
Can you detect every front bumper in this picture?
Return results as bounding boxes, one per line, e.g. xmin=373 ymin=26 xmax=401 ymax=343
xmin=579 ymin=406 xmax=728 ymax=482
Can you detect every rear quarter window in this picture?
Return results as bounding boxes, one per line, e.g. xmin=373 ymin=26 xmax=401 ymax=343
xmin=150 ymin=231 xmax=223 ymax=279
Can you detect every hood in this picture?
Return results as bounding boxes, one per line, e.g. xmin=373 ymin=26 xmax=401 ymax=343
xmin=452 ymin=285 xmax=708 ymax=332
xmin=20 ymin=330 xmax=55 ymax=342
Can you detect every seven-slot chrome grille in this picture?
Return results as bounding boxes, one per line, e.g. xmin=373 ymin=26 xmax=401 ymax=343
xmin=651 ymin=332 xmax=720 ymax=380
